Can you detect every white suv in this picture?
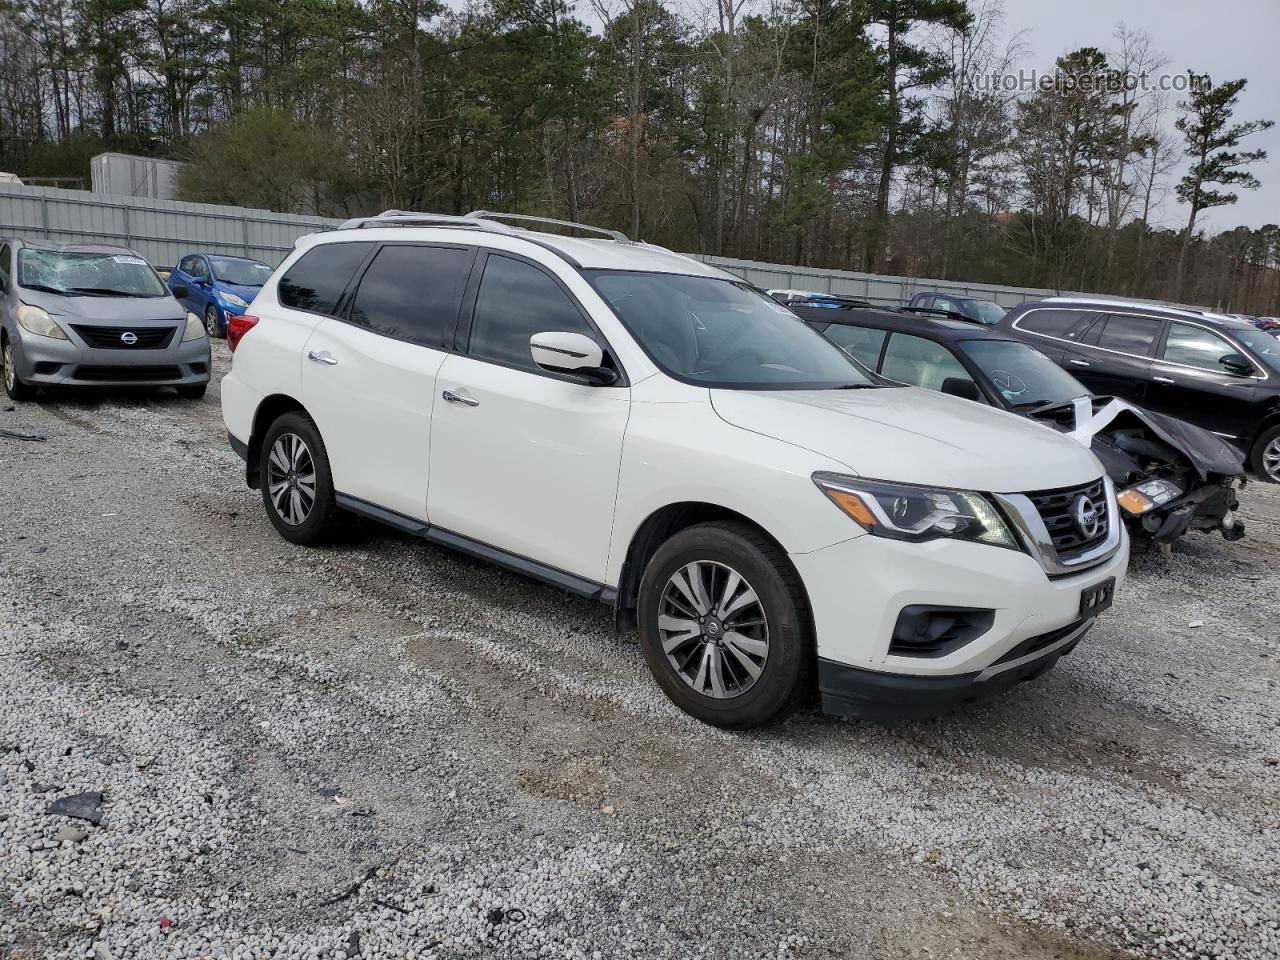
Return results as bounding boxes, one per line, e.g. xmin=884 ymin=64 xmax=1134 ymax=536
xmin=221 ymin=212 xmax=1128 ymax=728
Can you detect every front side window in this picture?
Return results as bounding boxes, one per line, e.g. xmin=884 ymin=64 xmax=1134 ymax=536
xmin=971 ymin=300 xmax=1007 ymax=324
xmin=189 ymin=258 xmax=210 ymax=281
xmin=881 ymin=333 xmax=975 ymax=391
xmin=822 ymin=323 xmax=887 ymax=371
xmin=1094 ymin=314 xmax=1162 ymax=356
xmin=178 ymin=256 xmax=197 ymax=275
xmin=211 ymin=258 xmax=273 ymax=287
xmin=468 ymin=255 xmax=596 ymax=373
xmin=959 ymin=339 xmax=1089 ymax=408
xmin=347 ymin=244 xmax=470 ymax=347
xmin=1162 ymin=322 xmax=1239 ymax=371
xmin=17 ymin=247 xmax=168 ymax=297
xmin=587 ymin=271 xmax=875 ymax=389
xmin=277 ymin=242 xmax=374 ymax=316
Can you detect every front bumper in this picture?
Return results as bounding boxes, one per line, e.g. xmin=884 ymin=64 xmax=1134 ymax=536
xmin=13 ymin=328 xmax=211 ymax=387
xmin=792 ymin=524 xmax=1129 ymax=719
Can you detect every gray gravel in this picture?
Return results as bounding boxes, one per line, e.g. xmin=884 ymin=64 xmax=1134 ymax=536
xmin=1 ymin=341 xmax=1277 ymax=959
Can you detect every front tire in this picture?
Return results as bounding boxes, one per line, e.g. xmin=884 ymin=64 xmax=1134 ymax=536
xmin=637 ymin=521 xmax=814 ymax=729
xmin=2 ymin=337 xmax=34 ymax=402
xmin=260 ymin=411 xmax=340 ymax=545
xmin=1250 ymin=424 xmax=1280 ymax=482
xmin=204 ymin=305 xmax=222 ymax=339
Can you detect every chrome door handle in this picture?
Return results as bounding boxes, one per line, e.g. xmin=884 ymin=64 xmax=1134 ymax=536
xmin=1153 ymin=376 xmax=1175 ymax=384
xmin=1068 ymin=359 xmax=1090 ymax=367
xmin=442 ymin=389 xmax=479 ymax=407
xmin=307 ymin=350 xmax=338 ymax=365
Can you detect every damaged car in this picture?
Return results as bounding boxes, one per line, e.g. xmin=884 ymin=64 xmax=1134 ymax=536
xmin=792 ymin=300 xmax=1246 ymax=547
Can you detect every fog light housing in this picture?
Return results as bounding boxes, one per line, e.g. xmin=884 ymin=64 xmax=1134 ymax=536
xmin=890 ymin=605 xmax=995 ymax=658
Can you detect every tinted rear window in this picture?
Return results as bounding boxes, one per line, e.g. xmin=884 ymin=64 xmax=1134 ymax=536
xmin=278 ymin=242 xmax=374 ymax=316
xmin=347 ymin=244 xmax=471 ymax=347
xmin=1095 ymin=314 xmax=1162 ymax=356
xmin=1017 ymin=308 xmax=1092 ymax=338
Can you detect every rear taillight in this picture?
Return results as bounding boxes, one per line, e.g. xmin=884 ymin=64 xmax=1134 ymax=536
xmin=227 ymin=314 xmax=259 ymax=352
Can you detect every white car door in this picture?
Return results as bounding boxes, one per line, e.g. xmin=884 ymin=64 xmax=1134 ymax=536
xmin=301 ymin=242 xmax=475 ymax=522
xmin=427 ymin=251 xmax=630 ymax=584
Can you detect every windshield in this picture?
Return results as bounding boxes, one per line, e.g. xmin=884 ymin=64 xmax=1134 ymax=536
xmin=18 ymin=248 xmax=168 ymax=298
xmin=970 ymin=300 xmax=1007 ymax=324
xmin=587 ymin=271 xmax=877 ymax=389
xmin=959 ymin=339 xmax=1089 ymax=407
xmin=211 ymin=258 xmax=273 ymax=286
xmin=1235 ymin=328 xmax=1280 ymax=375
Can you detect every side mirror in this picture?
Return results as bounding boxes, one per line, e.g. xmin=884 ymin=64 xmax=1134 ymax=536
xmin=941 ymin=377 xmax=981 ymax=401
xmin=1219 ymin=353 xmax=1252 ymax=376
xmin=173 ymin=284 xmax=189 ymax=299
xmin=530 ymin=331 xmax=615 ymax=385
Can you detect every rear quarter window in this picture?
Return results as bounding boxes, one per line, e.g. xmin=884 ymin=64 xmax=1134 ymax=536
xmin=278 ymin=242 xmax=375 ymax=316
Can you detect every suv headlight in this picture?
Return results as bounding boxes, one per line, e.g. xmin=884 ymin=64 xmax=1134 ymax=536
xmin=219 ymin=291 xmax=248 ymax=308
xmin=813 ymin=472 xmax=1018 ymax=549
xmin=1116 ymin=478 xmax=1182 ymax=515
xmin=181 ymin=312 xmax=205 ymax=341
xmin=16 ymin=304 xmax=69 ymax=340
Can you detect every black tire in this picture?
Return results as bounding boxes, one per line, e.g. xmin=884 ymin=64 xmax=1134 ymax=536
xmin=1249 ymin=424 xmax=1280 ymax=483
xmin=177 ymin=383 xmax=207 ymax=400
xmin=637 ymin=521 xmax=814 ymax=729
xmin=259 ymin=411 xmax=340 ymax=545
xmin=2 ymin=335 xmax=34 ymax=402
xmin=204 ymin=305 xmax=222 ymax=339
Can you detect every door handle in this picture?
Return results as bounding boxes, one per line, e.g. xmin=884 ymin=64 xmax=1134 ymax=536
xmin=442 ymin=389 xmax=479 ymax=407
xmin=307 ymin=350 xmax=338 ymax=366
xmin=1068 ymin=359 xmax=1090 ymax=367
xmin=1153 ymin=376 xmax=1175 ymax=384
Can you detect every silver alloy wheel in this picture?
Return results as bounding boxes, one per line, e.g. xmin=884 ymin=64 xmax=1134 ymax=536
xmin=205 ymin=306 xmax=218 ymax=337
xmin=266 ymin=432 xmax=317 ymax=526
xmin=3 ymin=342 xmax=13 ymax=392
xmin=1264 ymin=437 xmax=1280 ymax=482
xmin=658 ymin=560 xmax=769 ymax=699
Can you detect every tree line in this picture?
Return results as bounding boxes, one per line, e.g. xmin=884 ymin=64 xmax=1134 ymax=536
xmin=0 ymin=0 xmax=1276 ymax=312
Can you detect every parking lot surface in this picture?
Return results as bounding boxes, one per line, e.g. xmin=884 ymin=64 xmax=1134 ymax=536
xmin=2 ymin=343 xmax=1278 ymax=960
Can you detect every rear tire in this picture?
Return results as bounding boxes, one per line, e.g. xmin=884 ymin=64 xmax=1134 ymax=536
xmin=1250 ymin=425 xmax=1280 ymax=483
xmin=177 ymin=383 xmax=207 ymax=400
xmin=637 ymin=521 xmax=814 ymax=729
xmin=2 ymin=336 xmax=34 ymax=402
xmin=260 ymin=411 xmax=340 ymax=545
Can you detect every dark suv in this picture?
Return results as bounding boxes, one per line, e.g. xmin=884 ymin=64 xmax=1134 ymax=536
xmin=997 ymin=298 xmax=1280 ymax=481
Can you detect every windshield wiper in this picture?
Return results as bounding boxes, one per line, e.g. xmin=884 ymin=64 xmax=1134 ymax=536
xmin=835 ymin=383 xmax=880 ymax=389
xmin=20 ymin=283 xmax=66 ymax=295
xmin=67 ymin=287 xmax=148 ymax=297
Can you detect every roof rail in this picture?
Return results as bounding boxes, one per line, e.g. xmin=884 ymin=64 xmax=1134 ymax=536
xmin=465 ymin=210 xmax=630 ymax=243
xmin=336 ymin=210 xmax=520 ymax=234
xmin=900 ymin=306 xmax=983 ymax=323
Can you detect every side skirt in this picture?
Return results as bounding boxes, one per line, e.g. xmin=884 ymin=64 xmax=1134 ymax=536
xmin=334 ymin=493 xmax=610 ymax=602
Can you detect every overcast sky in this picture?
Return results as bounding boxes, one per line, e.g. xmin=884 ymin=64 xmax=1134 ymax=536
xmin=1000 ymin=0 xmax=1280 ymax=231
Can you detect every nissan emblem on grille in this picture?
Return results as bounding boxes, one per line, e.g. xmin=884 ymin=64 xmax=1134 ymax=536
xmin=1073 ymin=494 xmax=1102 ymax=539
xmin=120 ymin=331 xmax=138 ymax=345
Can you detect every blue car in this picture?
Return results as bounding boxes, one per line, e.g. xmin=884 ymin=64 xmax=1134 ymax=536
xmin=169 ymin=254 xmax=273 ymax=338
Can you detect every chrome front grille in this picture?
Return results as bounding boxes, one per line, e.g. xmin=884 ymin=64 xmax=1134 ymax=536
xmin=994 ymin=476 xmax=1121 ymax=576
xmin=1026 ymin=478 xmax=1110 ymax=558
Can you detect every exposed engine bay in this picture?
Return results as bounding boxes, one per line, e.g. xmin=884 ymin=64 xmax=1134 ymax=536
xmin=1025 ymin=396 xmax=1246 ymax=545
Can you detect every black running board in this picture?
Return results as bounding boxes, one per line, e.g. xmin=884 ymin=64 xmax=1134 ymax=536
xmin=335 ymin=493 xmax=610 ymax=601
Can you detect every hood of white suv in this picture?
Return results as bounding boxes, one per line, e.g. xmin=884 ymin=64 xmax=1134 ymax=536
xmin=710 ymin=386 xmax=1102 ymax=493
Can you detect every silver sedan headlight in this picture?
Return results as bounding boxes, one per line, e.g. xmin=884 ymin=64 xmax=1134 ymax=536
xmin=813 ymin=472 xmax=1019 ymax=549
xmin=16 ymin=304 xmax=69 ymax=340
xmin=181 ymin=312 xmax=206 ymax=342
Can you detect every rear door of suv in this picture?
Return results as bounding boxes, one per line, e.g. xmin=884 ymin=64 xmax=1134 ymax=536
xmin=300 ymin=241 xmax=475 ymax=521
xmin=1064 ymin=311 xmax=1163 ymax=402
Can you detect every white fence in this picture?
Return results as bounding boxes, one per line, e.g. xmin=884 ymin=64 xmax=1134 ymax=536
xmin=1 ymin=182 xmax=1089 ymax=307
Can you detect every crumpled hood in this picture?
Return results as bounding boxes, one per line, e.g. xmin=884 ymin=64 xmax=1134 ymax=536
xmin=710 ymin=386 xmax=1103 ymax=493
xmin=21 ymin=288 xmax=187 ymax=324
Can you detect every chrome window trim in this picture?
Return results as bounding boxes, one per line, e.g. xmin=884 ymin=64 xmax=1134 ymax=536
xmin=1012 ymin=308 xmax=1266 ymax=380
xmin=994 ymin=475 xmax=1122 ymax=576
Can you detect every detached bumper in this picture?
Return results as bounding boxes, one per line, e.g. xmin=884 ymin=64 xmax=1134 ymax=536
xmin=818 ymin=619 xmax=1092 ymax=721
xmin=15 ymin=330 xmax=211 ymax=387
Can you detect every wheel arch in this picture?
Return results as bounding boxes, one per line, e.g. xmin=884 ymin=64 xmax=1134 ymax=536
xmin=246 ymin=393 xmax=313 ymax=488
xmin=612 ymin=501 xmax=812 ymax=633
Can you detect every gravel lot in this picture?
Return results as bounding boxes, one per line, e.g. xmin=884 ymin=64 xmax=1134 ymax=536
xmin=2 ymin=341 xmax=1278 ymax=960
